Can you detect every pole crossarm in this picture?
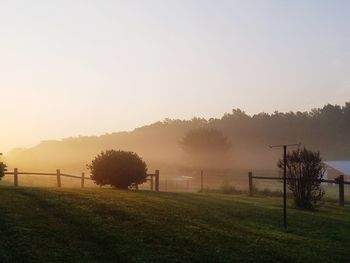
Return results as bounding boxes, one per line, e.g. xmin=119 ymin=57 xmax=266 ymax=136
xmin=269 ymin=143 xmax=301 ymax=148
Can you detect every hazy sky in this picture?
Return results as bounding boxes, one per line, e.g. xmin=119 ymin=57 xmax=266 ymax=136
xmin=1 ymin=0 xmax=350 ymax=152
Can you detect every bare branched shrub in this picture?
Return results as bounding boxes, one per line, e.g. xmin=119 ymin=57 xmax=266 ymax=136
xmin=278 ymin=147 xmax=325 ymax=209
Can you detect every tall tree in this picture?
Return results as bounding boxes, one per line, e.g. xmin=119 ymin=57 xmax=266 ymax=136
xmin=180 ymin=128 xmax=232 ymax=168
xmin=180 ymin=128 xmax=231 ymax=154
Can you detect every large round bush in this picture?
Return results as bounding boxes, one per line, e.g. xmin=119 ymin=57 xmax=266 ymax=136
xmin=88 ymin=150 xmax=148 ymax=189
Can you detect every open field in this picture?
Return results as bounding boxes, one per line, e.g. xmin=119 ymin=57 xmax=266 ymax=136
xmin=0 ymin=187 xmax=349 ymax=262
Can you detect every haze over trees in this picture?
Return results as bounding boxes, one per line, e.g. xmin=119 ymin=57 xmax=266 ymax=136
xmin=180 ymin=128 xmax=231 ymax=154
xmin=5 ymin=102 xmax=350 ymax=173
xmin=180 ymin=128 xmax=232 ymax=168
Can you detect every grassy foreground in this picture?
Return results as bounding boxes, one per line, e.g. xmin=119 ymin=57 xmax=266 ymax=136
xmin=0 ymin=187 xmax=349 ymax=262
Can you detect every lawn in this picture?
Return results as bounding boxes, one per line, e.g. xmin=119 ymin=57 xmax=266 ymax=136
xmin=0 ymin=187 xmax=349 ymax=262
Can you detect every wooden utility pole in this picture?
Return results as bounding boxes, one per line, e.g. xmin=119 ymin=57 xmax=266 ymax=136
xmin=283 ymin=145 xmax=287 ymax=229
xmin=270 ymin=143 xmax=300 ymax=229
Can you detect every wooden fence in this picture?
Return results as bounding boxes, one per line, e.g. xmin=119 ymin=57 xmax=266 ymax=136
xmin=4 ymin=168 xmax=160 ymax=191
xmin=248 ymin=172 xmax=350 ymax=206
xmin=141 ymin=170 xmax=160 ymax=191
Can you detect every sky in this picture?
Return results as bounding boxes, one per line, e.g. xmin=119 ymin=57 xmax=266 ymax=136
xmin=1 ymin=0 xmax=350 ymax=153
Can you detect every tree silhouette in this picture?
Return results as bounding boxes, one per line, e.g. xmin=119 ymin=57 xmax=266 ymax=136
xmin=88 ymin=150 xmax=147 ymax=189
xmin=0 ymin=162 xmax=7 ymax=180
xmin=6 ymin=102 xmax=350 ymax=171
xmin=278 ymin=147 xmax=325 ymax=209
xmin=180 ymin=128 xmax=232 ymax=168
xmin=180 ymin=128 xmax=231 ymax=154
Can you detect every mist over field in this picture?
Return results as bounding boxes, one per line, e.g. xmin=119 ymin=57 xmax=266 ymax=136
xmin=5 ymin=103 xmax=350 ymax=181
xmin=2 ymin=1 xmax=350 ymax=261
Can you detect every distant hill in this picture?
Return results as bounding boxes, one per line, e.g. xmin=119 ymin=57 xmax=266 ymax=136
xmin=6 ymin=102 xmax=350 ymax=174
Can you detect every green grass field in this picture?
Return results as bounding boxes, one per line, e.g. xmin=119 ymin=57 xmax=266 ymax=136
xmin=0 ymin=187 xmax=349 ymax=262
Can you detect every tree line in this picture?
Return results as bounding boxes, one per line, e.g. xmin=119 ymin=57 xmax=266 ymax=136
xmin=5 ymin=102 xmax=350 ymax=171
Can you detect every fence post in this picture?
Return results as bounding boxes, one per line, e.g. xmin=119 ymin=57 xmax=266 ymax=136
xmin=14 ymin=168 xmax=18 ymax=187
xmin=200 ymin=170 xmax=204 ymax=193
xmin=338 ymin=175 xmax=344 ymax=206
xmin=155 ymin=170 xmax=160 ymax=191
xmin=165 ymin=176 xmax=167 ymax=191
xmin=248 ymin=171 xmax=253 ymax=196
xmin=150 ymin=175 xmax=154 ymax=191
xmin=81 ymin=172 xmax=85 ymax=188
xmin=56 ymin=169 xmax=61 ymax=188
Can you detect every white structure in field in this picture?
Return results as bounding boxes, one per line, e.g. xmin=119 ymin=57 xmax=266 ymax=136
xmin=324 ymin=161 xmax=350 ymax=193
xmin=324 ymin=161 xmax=350 ymax=180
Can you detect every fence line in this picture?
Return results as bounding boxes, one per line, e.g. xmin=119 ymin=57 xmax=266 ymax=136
xmin=4 ymin=169 xmax=92 ymax=188
xmin=248 ymin=172 xmax=349 ymax=206
xmin=3 ymin=168 xmax=160 ymax=191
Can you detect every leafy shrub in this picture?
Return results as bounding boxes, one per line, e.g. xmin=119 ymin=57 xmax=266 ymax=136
xmin=88 ymin=150 xmax=147 ymax=189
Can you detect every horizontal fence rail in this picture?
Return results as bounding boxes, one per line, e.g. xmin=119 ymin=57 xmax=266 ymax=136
xmin=60 ymin=173 xmax=88 ymax=180
xmin=3 ymin=169 xmax=91 ymax=188
xmin=3 ymin=169 xmax=160 ymax=191
xmin=248 ymin=172 xmax=349 ymax=206
xmin=4 ymin=172 xmax=90 ymax=178
xmin=251 ymin=175 xmax=350 ymax=184
xmin=5 ymin=172 xmax=56 ymax=176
